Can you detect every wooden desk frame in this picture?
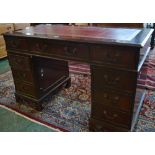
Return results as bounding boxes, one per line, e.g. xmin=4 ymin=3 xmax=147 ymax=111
xmin=4 ymin=25 xmax=153 ymax=131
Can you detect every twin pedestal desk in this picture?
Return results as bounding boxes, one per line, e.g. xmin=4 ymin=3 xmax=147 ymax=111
xmin=4 ymin=25 xmax=153 ymax=132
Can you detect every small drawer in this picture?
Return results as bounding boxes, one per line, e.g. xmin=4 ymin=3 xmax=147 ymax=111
xmin=91 ymin=65 xmax=137 ymax=92
xmin=92 ymin=88 xmax=132 ymax=111
xmin=91 ymin=104 xmax=131 ymax=128
xmin=89 ymin=118 xmax=129 ymax=132
xmin=12 ymin=69 xmax=34 ymax=83
xmin=30 ymin=39 xmax=90 ymax=61
xmin=8 ymin=54 xmax=31 ymax=71
xmin=5 ymin=36 xmax=28 ymax=51
xmin=90 ymin=45 xmax=138 ymax=69
xmin=14 ymin=81 xmax=36 ymax=97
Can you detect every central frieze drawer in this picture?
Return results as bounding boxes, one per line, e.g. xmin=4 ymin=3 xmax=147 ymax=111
xmin=91 ymin=65 xmax=137 ymax=92
xmin=29 ymin=39 xmax=90 ymax=61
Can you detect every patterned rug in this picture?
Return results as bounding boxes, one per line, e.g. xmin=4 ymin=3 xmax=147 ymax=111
xmin=0 ymin=67 xmax=155 ymax=131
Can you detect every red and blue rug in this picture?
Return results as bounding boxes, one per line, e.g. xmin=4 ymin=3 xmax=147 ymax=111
xmin=0 ymin=69 xmax=155 ymax=132
xmin=0 ymin=49 xmax=155 ymax=131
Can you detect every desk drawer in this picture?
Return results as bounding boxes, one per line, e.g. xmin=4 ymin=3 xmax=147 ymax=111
xmin=12 ymin=69 xmax=34 ymax=83
xmin=8 ymin=54 xmax=32 ymax=71
xmin=89 ymin=118 xmax=129 ymax=132
xmin=91 ymin=65 xmax=137 ymax=92
xmin=30 ymin=39 xmax=90 ymax=61
xmin=5 ymin=37 xmax=28 ymax=51
xmin=91 ymin=104 xmax=131 ymax=128
xmin=92 ymin=88 xmax=132 ymax=111
xmin=90 ymin=45 xmax=138 ymax=69
xmin=15 ymin=81 xmax=36 ymax=97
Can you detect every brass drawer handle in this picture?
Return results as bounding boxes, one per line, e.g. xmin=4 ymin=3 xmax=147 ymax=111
xmin=16 ymin=72 xmax=26 ymax=79
xmin=22 ymin=73 xmax=26 ymax=78
xmin=13 ymin=58 xmax=22 ymax=65
xmin=42 ymin=44 xmax=48 ymax=51
xmin=113 ymin=96 xmax=120 ymax=103
xmin=103 ymin=74 xmax=120 ymax=85
xmin=103 ymin=110 xmax=118 ymax=120
xmin=21 ymin=85 xmax=27 ymax=91
xmin=94 ymin=125 xmax=102 ymax=131
xmin=34 ymin=43 xmax=48 ymax=51
xmin=64 ymin=47 xmax=77 ymax=55
xmin=10 ymin=40 xmax=19 ymax=48
xmin=103 ymin=93 xmax=108 ymax=99
xmin=102 ymin=93 xmax=120 ymax=104
xmin=106 ymin=52 xmax=120 ymax=62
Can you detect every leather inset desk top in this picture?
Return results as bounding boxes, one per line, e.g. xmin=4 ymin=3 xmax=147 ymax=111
xmin=7 ymin=24 xmax=153 ymax=47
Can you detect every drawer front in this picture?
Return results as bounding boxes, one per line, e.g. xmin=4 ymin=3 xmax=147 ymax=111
xmin=92 ymin=88 xmax=132 ymax=111
xmin=91 ymin=104 xmax=131 ymax=128
xmin=91 ymin=65 xmax=137 ymax=92
xmin=5 ymin=37 xmax=28 ymax=51
xmin=14 ymin=81 xmax=36 ymax=97
xmin=89 ymin=118 xmax=129 ymax=132
xmin=12 ymin=69 xmax=34 ymax=83
xmin=8 ymin=54 xmax=31 ymax=71
xmin=90 ymin=45 xmax=138 ymax=69
xmin=29 ymin=39 xmax=90 ymax=61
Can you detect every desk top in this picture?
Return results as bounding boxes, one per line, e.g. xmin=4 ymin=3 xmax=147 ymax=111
xmin=5 ymin=24 xmax=153 ymax=47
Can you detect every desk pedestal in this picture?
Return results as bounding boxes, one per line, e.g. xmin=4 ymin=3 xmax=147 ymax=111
xmin=8 ymin=53 xmax=71 ymax=110
xmin=4 ymin=25 xmax=153 ymax=131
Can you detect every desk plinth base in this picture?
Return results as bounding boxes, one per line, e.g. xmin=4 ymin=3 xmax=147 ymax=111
xmin=15 ymin=77 xmax=71 ymax=111
xmin=89 ymin=118 xmax=129 ymax=132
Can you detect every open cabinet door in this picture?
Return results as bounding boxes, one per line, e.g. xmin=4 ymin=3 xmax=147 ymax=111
xmin=33 ymin=56 xmax=71 ymax=98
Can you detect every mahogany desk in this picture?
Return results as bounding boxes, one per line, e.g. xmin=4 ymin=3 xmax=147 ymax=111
xmin=4 ymin=25 xmax=153 ymax=132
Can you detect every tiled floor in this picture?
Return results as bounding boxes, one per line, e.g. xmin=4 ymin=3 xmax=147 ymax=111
xmin=0 ymin=58 xmax=55 ymax=132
